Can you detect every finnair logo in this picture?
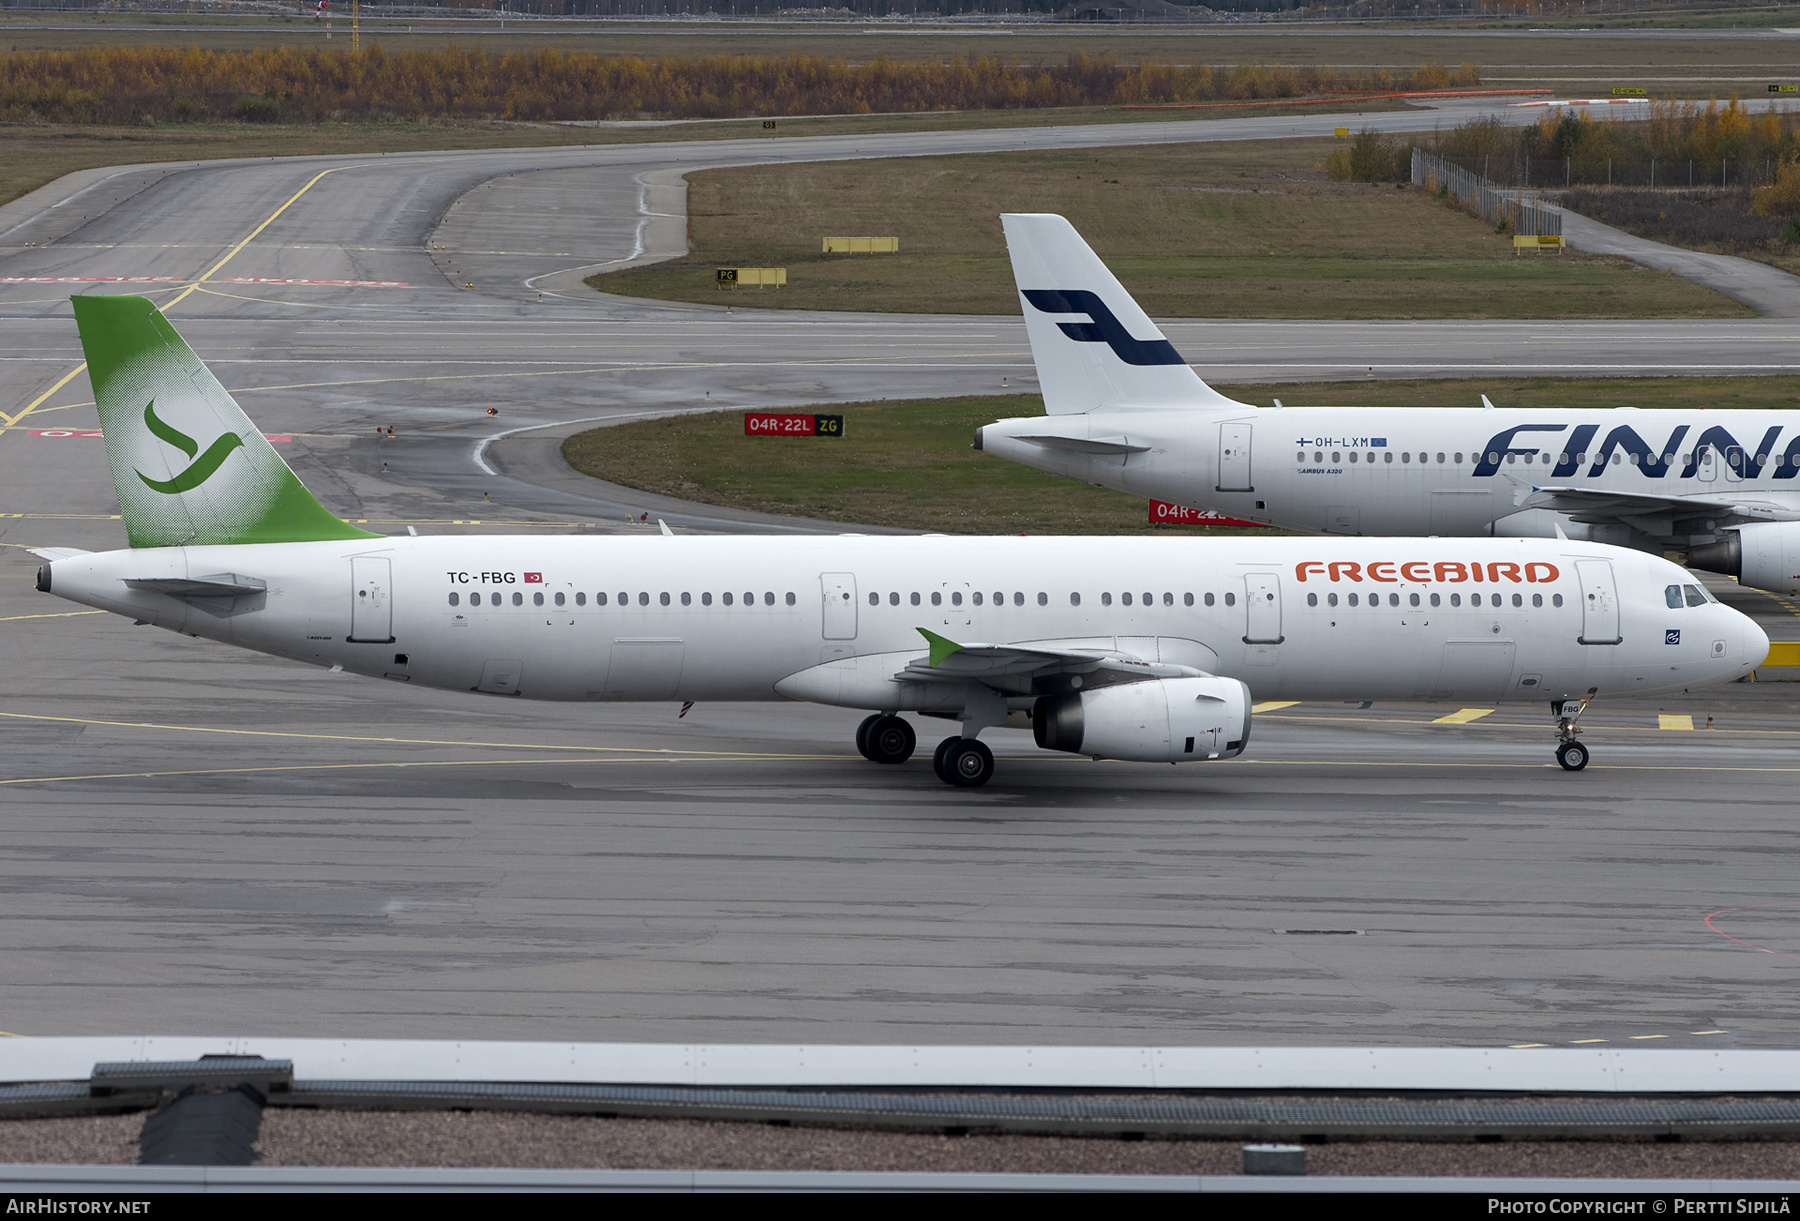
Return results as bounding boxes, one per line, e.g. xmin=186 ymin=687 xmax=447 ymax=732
xmin=1021 ymin=289 xmax=1185 ymax=367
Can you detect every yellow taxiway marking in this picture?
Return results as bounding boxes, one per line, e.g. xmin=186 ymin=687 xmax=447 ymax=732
xmin=1570 ymin=1039 xmax=1608 ymax=1044
xmin=0 ymin=610 xmax=105 ymax=622
xmin=6 ymin=164 xmax=356 ymax=436
xmin=1250 ymin=701 xmax=1299 ymax=713
xmin=0 ymin=1031 xmax=22 ymax=1039
xmin=0 ymin=753 xmax=847 ymax=787
xmin=1260 ymin=709 xmax=1800 ymax=738
xmin=1432 ymin=708 xmax=1495 ymax=724
xmin=1692 ymin=1030 xmax=1728 ymax=1035
xmin=1659 ymin=714 xmax=1696 ymax=731
xmin=1507 ymin=1043 xmax=1550 ymax=1049
xmin=0 ymin=710 xmax=822 ymax=759
xmin=1629 ymin=1034 xmax=1670 ymax=1040
xmin=0 ymin=362 xmax=87 ymax=432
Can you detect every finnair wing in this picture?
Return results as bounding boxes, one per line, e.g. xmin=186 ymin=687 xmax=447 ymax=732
xmin=1522 ymin=486 xmax=1800 ymax=525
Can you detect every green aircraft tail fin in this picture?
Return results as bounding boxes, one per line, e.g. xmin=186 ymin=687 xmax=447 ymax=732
xmin=71 ymin=295 xmax=380 ymax=548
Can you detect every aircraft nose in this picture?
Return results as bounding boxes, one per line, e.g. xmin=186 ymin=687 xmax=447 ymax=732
xmin=1742 ymin=611 xmax=1771 ymax=670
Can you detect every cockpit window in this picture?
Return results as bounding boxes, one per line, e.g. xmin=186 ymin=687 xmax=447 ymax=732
xmin=1665 ymin=584 xmax=1683 ymax=610
xmin=1684 ymin=584 xmax=1708 ymax=607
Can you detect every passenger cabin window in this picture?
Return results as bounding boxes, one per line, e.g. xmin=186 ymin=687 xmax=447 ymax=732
xmin=638 ymin=592 xmax=649 ymax=606
xmin=911 ymin=593 xmax=921 ymax=606
xmin=595 ymin=592 xmax=607 ymax=606
xmin=659 ymin=592 xmax=670 ymax=606
xmin=555 ymin=592 xmax=565 ymax=607
xmin=702 ymin=593 xmax=712 ymax=606
xmin=1204 ymin=593 xmax=1214 ymax=607
xmin=722 ymin=592 xmax=733 ymax=606
xmin=448 ymin=592 xmax=459 ymax=606
xmin=534 ymin=592 xmax=544 ymax=607
xmin=1101 ymin=593 xmax=1113 ymax=606
xmin=1307 ymin=592 xmax=1318 ymax=607
xmin=931 ymin=592 xmax=942 ymax=606
xmin=869 ymin=592 xmax=879 ymax=606
xmin=681 ymin=592 xmax=691 ymax=606
xmin=1070 ymin=593 xmax=1081 ymax=606
xmin=785 ymin=592 xmax=795 ymax=606
xmin=1182 ymin=593 xmax=1192 ymax=606
xmin=1553 ymin=594 xmax=1564 ymax=607
xmin=1224 ymin=593 xmax=1236 ymax=607
xmin=891 ymin=593 xmax=901 ymax=606
xmin=512 ymin=592 xmax=523 ymax=607
xmin=952 ymin=592 xmax=963 ymax=607
xmin=1039 ymin=593 xmax=1049 ymax=606
xmin=1327 ymin=593 xmax=1338 ymax=607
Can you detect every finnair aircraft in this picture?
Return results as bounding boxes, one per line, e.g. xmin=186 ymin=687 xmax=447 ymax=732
xmin=32 ymin=297 xmax=1764 ymax=783
xmin=980 ymin=214 xmax=1800 ymax=597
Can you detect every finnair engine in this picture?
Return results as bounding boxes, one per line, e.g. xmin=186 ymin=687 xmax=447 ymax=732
xmin=1690 ymin=523 xmax=1800 ymax=597
xmin=1033 ymin=675 xmax=1252 ymax=763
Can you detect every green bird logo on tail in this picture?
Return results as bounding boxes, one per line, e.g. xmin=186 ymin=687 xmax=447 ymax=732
xmin=136 ymin=400 xmax=245 ymax=495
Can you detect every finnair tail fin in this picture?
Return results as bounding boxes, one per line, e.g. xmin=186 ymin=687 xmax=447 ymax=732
xmin=71 ymin=295 xmax=380 ymax=549
xmin=1001 ymin=214 xmax=1248 ymax=416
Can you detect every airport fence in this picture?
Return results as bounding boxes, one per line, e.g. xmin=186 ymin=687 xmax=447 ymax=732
xmin=1410 ymin=148 xmax=1561 ymax=239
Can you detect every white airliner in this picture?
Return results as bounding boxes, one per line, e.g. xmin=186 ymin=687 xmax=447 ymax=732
xmin=31 ymin=296 xmax=1765 ymax=784
xmin=980 ymin=214 xmax=1800 ymax=597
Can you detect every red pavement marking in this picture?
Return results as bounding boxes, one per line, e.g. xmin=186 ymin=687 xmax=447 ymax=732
xmin=1704 ymin=902 xmax=1800 ymax=964
xmin=221 ymin=277 xmax=407 ymax=287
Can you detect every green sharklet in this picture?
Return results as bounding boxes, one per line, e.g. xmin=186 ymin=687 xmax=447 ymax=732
xmin=72 ymin=295 xmax=380 ymax=548
xmin=137 ymin=401 xmax=246 ymax=494
xmin=917 ymin=627 xmax=964 ymax=668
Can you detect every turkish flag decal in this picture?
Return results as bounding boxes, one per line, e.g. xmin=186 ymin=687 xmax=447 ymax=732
xmin=523 ymin=572 xmax=543 ymax=583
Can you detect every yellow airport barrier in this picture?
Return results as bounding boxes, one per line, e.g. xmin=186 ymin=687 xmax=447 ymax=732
xmin=822 ymin=236 xmax=899 ymax=253
xmin=716 ymin=267 xmax=787 ymax=287
xmin=1333 ymin=127 xmax=1349 ymax=139
xmin=1513 ymin=234 xmax=1565 ymax=254
xmin=1762 ymin=641 xmax=1800 ymax=667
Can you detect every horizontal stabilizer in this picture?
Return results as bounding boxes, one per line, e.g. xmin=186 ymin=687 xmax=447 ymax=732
xmin=126 ymin=573 xmax=268 ymax=599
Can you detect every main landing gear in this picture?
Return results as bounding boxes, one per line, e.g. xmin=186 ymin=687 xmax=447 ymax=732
xmin=855 ymin=715 xmax=994 ymax=787
xmin=855 ymin=713 xmax=916 ymax=765
xmin=932 ymin=736 xmax=994 ymax=788
xmin=1554 ymin=697 xmax=1593 ymax=771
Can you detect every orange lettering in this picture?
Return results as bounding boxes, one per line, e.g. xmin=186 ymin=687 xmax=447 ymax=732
xmin=1368 ymin=562 xmax=1398 ymax=583
xmin=1329 ymin=561 xmax=1363 ymax=582
xmin=1296 ymin=562 xmax=1326 ymax=582
xmin=1470 ymin=559 xmax=1484 ymax=582
xmin=1488 ymin=562 xmax=1522 ymax=583
xmin=1434 ymin=561 xmax=1468 ymax=582
xmin=1400 ymin=562 xmax=1431 ymax=582
xmin=1525 ymin=562 xmax=1561 ymax=583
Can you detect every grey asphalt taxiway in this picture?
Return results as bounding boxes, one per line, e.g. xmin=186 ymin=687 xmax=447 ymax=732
xmin=1 ymin=110 xmax=1799 ymax=1048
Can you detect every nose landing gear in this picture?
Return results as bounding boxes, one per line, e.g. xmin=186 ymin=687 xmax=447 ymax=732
xmin=1554 ymin=697 xmax=1592 ymax=771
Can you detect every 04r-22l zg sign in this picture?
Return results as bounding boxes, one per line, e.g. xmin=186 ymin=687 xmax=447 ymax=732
xmin=744 ymin=413 xmax=843 ymax=437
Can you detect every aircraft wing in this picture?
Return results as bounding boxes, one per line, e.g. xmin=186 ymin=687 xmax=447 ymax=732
xmin=1520 ymin=485 xmax=1800 ymax=526
xmin=896 ymin=629 xmax=1203 ymax=693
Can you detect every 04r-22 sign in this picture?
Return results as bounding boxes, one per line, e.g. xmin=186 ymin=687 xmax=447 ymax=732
xmin=744 ymin=413 xmax=843 ymax=438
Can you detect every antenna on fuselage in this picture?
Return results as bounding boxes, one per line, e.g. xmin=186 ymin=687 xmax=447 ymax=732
xmin=1481 ymin=395 xmax=1497 ymax=411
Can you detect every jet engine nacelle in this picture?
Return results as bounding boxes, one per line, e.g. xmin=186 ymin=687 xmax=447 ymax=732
xmin=1690 ymin=523 xmax=1800 ymax=597
xmin=1033 ymin=675 xmax=1252 ymax=763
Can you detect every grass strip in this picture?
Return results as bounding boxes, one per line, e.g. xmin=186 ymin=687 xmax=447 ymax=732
xmin=591 ymin=142 xmax=1750 ymax=320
